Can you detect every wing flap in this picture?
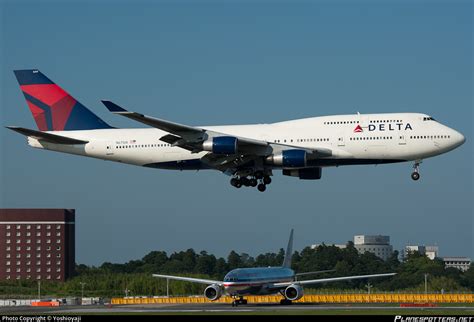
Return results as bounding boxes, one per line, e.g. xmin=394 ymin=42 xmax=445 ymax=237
xmin=6 ymin=126 xmax=89 ymax=145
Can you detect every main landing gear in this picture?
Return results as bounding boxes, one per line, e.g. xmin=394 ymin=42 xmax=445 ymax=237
xmin=230 ymin=173 xmax=272 ymax=192
xmin=280 ymin=299 xmax=293 ymax=305
xmin=231 ymin=296 xmax=248 ymax=307
xmin=411 ymin=161 xmax=422 ymax=181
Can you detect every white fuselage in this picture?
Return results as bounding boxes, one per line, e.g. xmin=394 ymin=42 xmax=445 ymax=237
xmin=26 ymin=113 xmax=465 ymax=172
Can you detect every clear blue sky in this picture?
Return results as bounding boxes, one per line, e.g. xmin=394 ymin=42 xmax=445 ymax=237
xmin=1 ymin=1 xmax=472 ymax=266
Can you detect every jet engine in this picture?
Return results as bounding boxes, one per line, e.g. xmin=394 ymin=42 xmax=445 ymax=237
xmin=282 ymin=167 xmax=322 ymax=180
xmin=202 ymin=136 xmax=238 ymax=154
xmin=266 ymin=150 xmax=307 ymax=168
xmin=204 ymin=284 xmax=223 ymax=301
xmin=284 ymin=284 xmax=304 ymax=301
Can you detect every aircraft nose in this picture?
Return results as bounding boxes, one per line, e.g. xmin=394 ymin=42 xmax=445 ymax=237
xmin=452 ymin=130 xmax=465 ymax=147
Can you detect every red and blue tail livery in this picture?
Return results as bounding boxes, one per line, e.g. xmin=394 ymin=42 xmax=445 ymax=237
xmin=14 ymin=69 xmax=112 ymax=131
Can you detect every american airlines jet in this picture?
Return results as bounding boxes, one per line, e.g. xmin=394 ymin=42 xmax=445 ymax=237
xmin=8 ymin=70 xmax=465 ymax=192
xmin=153 ymin=230 xmax=396 ymax=306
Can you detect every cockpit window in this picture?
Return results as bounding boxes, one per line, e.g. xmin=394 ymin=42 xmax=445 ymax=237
xmin=423 ymin=117 xmax=435 ymax=121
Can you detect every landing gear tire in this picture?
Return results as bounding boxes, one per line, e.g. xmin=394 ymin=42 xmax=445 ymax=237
xmin=257 ymin=183 xmax=266 ymax=192
xmin=263 ymin=176 xmax=272 ymax=185
xmin=255 ymin=172 xmax=264 ymax=180
xmin=411 ymin=172 xmax=420 ymax=181
xmin=280 ymin=299 xmax=292 ymax=305
xmin=249 ymin=178 xmax=258 ymax=187
xmin=235 ymin=297 xmax=247 ymax=305
xmin=230 ymin=178 xmax=242 ymax=188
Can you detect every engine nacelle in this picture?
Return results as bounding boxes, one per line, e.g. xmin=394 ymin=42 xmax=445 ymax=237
xmin=284 ymin=284 xmax=304 ymax=301
xmin=266 ymin=150 xmax=307 ymax=168
xmin=202 ymin=136 xmax=238 ymax=154
xmin=204 ymin=284 xmax=223 ymax=301
xmin=282 ymin=167 xmax=322 ymax=180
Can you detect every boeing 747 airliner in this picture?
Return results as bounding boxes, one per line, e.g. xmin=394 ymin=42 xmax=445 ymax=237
xmin=152 ymin=230 xmax=395 ymax=306
xmin=8 ymin=70 xmax=465 ymax=192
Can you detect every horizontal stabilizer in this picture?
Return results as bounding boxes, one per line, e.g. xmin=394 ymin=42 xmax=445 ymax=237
xmin=6 ymin=126 xmax=89 ymax=145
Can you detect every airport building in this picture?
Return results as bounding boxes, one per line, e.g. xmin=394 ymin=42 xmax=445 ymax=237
xmin=0 ymin=209 xmax=75 ymax=281
xmin=311 ymin=235 xmax=393 ymax=261
xmin=404 ymin=245 xmax=439 ymax=260
xmin=442 ymin=257 xmax=471 ymax=272
xmin=310 ymin=243 xmax=347 ymax=250
xmin=353 ymin=235 xmax=393 ymax=261
xmin=425 ymin=246 xmax=439 ymax=260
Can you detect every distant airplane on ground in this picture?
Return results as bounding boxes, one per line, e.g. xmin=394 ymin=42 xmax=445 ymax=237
xmin=8 ymin=70 xmax=465 ymax=192
xmin=152 ymin=229 xmax=396 ymax=306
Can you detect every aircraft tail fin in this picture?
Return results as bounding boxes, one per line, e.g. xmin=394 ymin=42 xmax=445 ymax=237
xmin=282 ymin=229 xmax=294 ymax=268
xmin=13 ymin=69 xmax=112 ymax=131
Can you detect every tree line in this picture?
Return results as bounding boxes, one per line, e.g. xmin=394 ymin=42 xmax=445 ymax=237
xmin=1 ymin=242 xmax=472 ymax=298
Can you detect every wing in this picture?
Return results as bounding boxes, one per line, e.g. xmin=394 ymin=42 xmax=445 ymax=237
xmin=273 ymin=272 xmax=396 ymax=288
xmin=295 ymin=269 xmax=336 ymax=277
xmin=102 ymin=100 xmax=271 ymax=153
xmin=6 ymin=126 xmax=89 ymax=145
xmin=102 ymin=100 xmax=332 ymax=173
xmin=152 ymin=274 xmax=222 ymax=286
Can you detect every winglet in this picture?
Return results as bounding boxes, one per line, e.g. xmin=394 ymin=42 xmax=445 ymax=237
xmin=282 ymin=229 xmax=294 ymax=268
xmin=102 ymin=100 xmax=128 ymax=113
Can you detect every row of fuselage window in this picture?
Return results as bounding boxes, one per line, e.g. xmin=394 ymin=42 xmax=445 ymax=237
xmin=410 ymin=135 xmax=450 ymax=139
xmin=274 ymin=138 xmax=330 ymax=143
xmin=349 ymin=136 xmax=393 ymax=141
xmin=349 ymin=135 xmax=451 ymax=141
xmin=113 ymin=134 xmax=451 ymax=149
xmin=324 ymin=119 xmax=403 ymax=125
xmin=116 ymin=144 xmax=171 ymax=149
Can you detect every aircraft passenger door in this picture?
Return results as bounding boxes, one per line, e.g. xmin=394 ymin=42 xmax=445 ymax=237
xmin=106 ymin=141 xmax=115 ymax=155
xmin=359 ymin=114 xmax=369 ymax=129
xmin=337 ymin=134 xmax=345 ymax=147
xmin=398 ymin=132 xmax=406 ymax=145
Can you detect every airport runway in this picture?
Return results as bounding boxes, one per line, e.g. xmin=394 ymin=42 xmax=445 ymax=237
xmin=2 ymin=303 xmax=474 ymax=315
